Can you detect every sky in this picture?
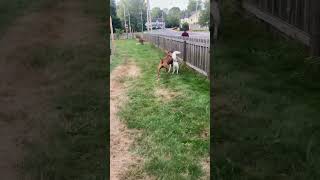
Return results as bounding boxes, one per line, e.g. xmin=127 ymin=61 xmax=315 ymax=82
xmin=115 ymin=0 xmax=190 ymax=11
xmin=149 ymin=0 xmax=189 ymax=10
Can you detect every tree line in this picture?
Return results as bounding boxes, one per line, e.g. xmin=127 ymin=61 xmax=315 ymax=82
xmin=110 ymin=0 xmax=209 ymax=32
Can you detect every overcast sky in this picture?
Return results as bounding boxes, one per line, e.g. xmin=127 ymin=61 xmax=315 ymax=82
xmin=149 ymin=0 xmax=189 ymax=10
xmin=115 ymin=0 xmax=189 ymax=11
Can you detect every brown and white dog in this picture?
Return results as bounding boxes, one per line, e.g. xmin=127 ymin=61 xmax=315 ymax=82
xmin=157 ymin=51 xmax=173 ymax=79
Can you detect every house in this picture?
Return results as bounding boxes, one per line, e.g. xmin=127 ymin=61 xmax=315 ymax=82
xmin=180 ymin=11 xmax=208 ymax=31
xmin=180 ymin=11 xmax=200 ymax=25
xmin=188 ymin=11 xmax=201 ymax=25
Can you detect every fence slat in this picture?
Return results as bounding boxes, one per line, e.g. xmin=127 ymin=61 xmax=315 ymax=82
xmin=243 ymin=0 xmax=311 ymax=46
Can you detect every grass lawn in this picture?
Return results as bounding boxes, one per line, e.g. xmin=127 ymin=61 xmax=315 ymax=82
xmin=111 ymin=40 xmax=210 ymax=179
xmin=212 ymin=3 xmax=320 ymax=180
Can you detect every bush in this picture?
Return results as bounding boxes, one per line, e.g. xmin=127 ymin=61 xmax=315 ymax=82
xmin=181 ymin=22 xmax=189 ymax=31
xmin=115 ymin=28 xmax=124 ymax=40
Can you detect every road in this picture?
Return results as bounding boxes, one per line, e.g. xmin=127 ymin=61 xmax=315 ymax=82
xmin=145 ymin=28 xmax=210 ymax=39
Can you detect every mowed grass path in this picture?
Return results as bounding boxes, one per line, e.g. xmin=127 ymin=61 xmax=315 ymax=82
xmin=111 ymin=40 xmax=210 ymax=179
xmin=213 ymin=3 xmax=320 ymax=179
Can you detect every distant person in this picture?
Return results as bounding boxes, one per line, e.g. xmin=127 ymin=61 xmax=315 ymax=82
xmin=181 ymin=30 xmax=189 ymax=37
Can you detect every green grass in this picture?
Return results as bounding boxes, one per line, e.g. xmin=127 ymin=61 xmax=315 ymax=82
xmin=212 ymin=2 xmax=320 ymax=180
xmin=112 ymin=40 xmax=210 ymax=179
xmin=21 ymin=0 xmax=108 ymax=179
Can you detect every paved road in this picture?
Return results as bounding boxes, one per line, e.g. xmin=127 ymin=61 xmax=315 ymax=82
xmin=145 ymin=28 xmax=210 ymax=39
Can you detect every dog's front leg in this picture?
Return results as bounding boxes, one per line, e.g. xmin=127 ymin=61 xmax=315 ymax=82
xmin=168 ymin=64 xmax=171 ymax=73
xmin=177 ymin=65 xmax=179 ymax=74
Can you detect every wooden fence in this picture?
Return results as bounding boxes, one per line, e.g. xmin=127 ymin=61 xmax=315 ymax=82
xmin=143 ymin=33 xmax=210 ymax=76
xmin=242 ymin=0 xmax=320 ymax=55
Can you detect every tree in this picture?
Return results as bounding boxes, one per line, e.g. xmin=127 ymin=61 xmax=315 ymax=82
xmin=180 ymin=10 xmax=191 ymax=19
xmin=198 ymin=0 xmax=209 ymax=27
xmin=111 ymin=0 xmax=117 ymax=16
xmin=151 ymin=7 xmax=162 ymax=21
xmin=182 ymin=22 xmax=189 ymax=31
xmin=115 ymin=28 xmax=124 ymax=40
xmin=166 ymin=7 xmax=181 ymax=28
xmin=117 ymin=0 xmax=147 ymax=32
xmin=187 ymin=0 xmax=202 ymax=12
xmin=163 ymin=8 xmax=169 ymax=14
xmin=110 ymin=0 xmax=122 ymax=30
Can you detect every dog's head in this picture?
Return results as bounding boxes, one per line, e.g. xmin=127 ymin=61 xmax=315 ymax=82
xmin=165 ymin=50 xmax=173 ymax=55
xmin=173 ymin=51 xmax=181 ymax=55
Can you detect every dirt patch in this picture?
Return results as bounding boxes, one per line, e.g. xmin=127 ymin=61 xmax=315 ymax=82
xmin=0 ymin=0 xmax=101 ymax=179
xmin=154 ymin=88 xmax=181 ymax=102
xmin=110 ymin=61 xmax=143 ymax=180
xmin=200 ymin=128 xmax=209 ymax=139
xmin=200 ymin=157 xmax=210 ymax=180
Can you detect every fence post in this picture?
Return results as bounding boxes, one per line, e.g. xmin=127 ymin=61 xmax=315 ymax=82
xmin=183 ymin=40 xmax=187 ymax=62
xmin=310 ymin=0 xmax=320 ymax=56
xmin=157 ymin=35 xmax=160 ymax=47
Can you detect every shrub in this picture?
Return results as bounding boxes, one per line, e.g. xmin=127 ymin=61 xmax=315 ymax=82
xmin=115 ymin=28 xmax=124 ymax=39
xmin=181 ymin=22 xmax=189 ymax=31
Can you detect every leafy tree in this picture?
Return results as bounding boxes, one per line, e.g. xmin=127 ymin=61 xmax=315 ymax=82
xmin=180 ymin=10 xmax=191 ymax=19
xmin=115 ymin=28 xmax=124 ymax=39
xmin=162 ymin=8 xmax=169 ymax=14
xmin=117 ymin=0 xmax=147 ymax=32
xmin=110 ymin=0 xmax=122 ymax=30
xmin=111 ymin=0 xmax=117 ymax=16
xmin=187 ymin=0 xmax=202 ymax=12
xmin=199 ymin=0 xmax=209 ymax=27
xmin=151 ymin=7 xmax=162 ymax=21
xmin=166 ymin=7 xmax=181 ymax=28
xmin=181 ymin=22 xmax=189 ymax=31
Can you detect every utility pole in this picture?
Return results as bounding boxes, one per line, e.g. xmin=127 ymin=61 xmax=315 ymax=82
xmin=146 ymin=1 xmax=149 ymax=31
xmin=145 ymin=0 xmax=148 ymax=31
xmin=110 ymin=16 xmax=115 ymax=54
xmin=146 ymin=0 xmax=152 ymax=31
xmin=196 ymin=0 xmax=199 ymax=19
xmin=110 ymin=16 xmax=114 ymax=41
xmin=124 ymin=4 xmax=128 ymax=39
xmin=140 ymin=10 xmax=143 ymax=32
xmin=149 ymin=0 xmax=152 ymax=32
xmin=162 ymin=11 xmax=164 ymax=29
xmin=128 ymin=11 xmax=132 ymax=38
